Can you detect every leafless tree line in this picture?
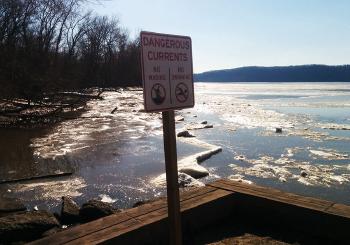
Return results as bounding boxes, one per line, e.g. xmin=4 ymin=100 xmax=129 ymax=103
xmin=0 ymin=0 xmax=141 ymax=101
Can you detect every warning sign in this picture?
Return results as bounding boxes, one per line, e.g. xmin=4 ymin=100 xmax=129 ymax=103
xmin=141 ymin=31 xmax=194 ymax=112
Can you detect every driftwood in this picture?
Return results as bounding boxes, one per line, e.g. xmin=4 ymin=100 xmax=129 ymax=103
xmin=47 ymin=92 xmax=103 ymax=100
xmin=0 ymin=90 xmax=101 ymax=127
xmin=111 ymin=106 xmax=118 ymax=114
xmin=0 ymin=172 xmax=73 ymax=185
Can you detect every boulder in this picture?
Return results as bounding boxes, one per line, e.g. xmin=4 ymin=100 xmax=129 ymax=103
xmin=177 ymin=130 xmax=195 ymax=138
xmin=0 ymin=196 xmax=26 ymax=217
xmin=0 ymin=210 xmax=59 ymax=243
xmin=61 ymin=196 xmax=80 ymax=224
xmin=178 ymin=173 xmax=205 ymax=188
xmin=42 ymin=226 xmax=64 ymax=237
xmin=79 ymin=200 xmax=119 ymax=223
xmin=178 ymin=165 xmax=209 ymax=179
xmin=132 ymin=200 xmax=153 ymax=208
xmin=200 ymin=120 xmax=208 ymax=124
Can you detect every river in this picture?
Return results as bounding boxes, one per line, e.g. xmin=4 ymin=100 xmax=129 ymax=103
xmin=1 ymin=83 xmax=350 ymax=212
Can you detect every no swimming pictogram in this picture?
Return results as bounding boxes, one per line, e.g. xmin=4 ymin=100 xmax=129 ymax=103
xmin=175 ymin=83 xmax=189 ymax=103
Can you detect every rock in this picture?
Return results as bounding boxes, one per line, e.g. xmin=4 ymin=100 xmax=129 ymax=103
xmin=42 ymin=226 xmax=63 ymax=237
xmin=79 ymin=200 xmax=119 ymax=223
xmin=178 ymin=164 xmax=209 ymax=179
xmin=0 ymin=210 xmax=59 ymax=243
xmin=300 ymin=170 xmax=308 ymax=178
xmin=132 ymin=200 xmax=153 ymax=208
xmin=150 ymin=172 xmax=206 ymax=188
xmin=204 ymin=124 xmax=213 ymax=129
xmin=275 ymin=127 xmax=283 ymax=133
xmin=177 ymin=130 xmax=195 ymax=138
xmin=279 ymin=177 xmax=287 ymax=182
xmin=0 ymin=196 xmax=26 ymax=217
xmin=200 ymin=120 xmax=207 ymax=124
xmin=178 ymin=173 xmax=205 ymax=188
xmin=234 ymin=155 xmax=246 ymax=161
xmin=61 ymin=196 xmax=80 ymax=225
xmin=53 ymin=212 xmax=61 ymax=222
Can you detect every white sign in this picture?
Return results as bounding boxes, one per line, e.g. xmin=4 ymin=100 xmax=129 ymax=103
xmin=141 ymin=31 xmax=194 ymax=112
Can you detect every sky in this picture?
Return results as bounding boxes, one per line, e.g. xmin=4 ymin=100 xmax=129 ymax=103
xmin=87 ymin=0 xmax=350 ymax=73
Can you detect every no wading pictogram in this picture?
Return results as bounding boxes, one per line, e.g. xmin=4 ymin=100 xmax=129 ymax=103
xmin=151 ymin=83 xmax=166 ymax=105
xmin=175 ymin=83 xmax=189 ymax=103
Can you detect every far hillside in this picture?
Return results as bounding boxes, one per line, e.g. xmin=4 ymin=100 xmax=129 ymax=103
xmin=194 ymin=65 xmax=350 ymax=82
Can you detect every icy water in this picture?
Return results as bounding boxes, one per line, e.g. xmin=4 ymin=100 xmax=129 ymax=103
xmin=0 ymin=83 xmax=350 ymax=211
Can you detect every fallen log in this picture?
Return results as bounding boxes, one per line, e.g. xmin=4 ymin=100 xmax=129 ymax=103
xmin=48 ymin=92 xmax=103 ymax=100
xmin=0 ymin=172 xmax=73 ymax=185
xmin=111 ymin=106 xmax=118 ymax=114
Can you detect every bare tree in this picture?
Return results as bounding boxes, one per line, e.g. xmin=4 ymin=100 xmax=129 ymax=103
xmin=0 ymin=0 xmax=141 ymax=102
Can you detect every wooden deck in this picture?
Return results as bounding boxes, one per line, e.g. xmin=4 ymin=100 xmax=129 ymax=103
xmin=30 ymin=179 xmax=350 ymax=245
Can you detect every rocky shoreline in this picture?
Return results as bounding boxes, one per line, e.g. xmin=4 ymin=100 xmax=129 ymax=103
xmin=0 ymin=196 xmax=130 ymax=244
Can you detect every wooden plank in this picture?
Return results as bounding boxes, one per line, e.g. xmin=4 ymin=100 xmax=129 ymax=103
xmin=66 ymin=188 xmax=232 ymax=245
xmin=29 ymin=213 xmax=134 ymax=245
xmin=219 ymin=179 xmax=335 ymax=209
xmin=213 ymin=179 xmax=334 ymax=211
xmin=126 ymin=186 xmax=216 ymax=218
xmin=208 ymin=179 xmax=334 ymax=213
xmin=31 ymin=179 xmax=350 ymax=245
xmin=134 ymin=189 xmax=232 ymax=225
xmin=66 ymin=218 xmax=141 ymax=245
xmin=326 ymin=203 xmax=350 ymax=219
xmin=180 ymin=186 xmax=217 ymax=202
xmin=30 ymin=186 xmax=217 ymax=245
xmin=180 ymin=188 xmax=232 ymax=211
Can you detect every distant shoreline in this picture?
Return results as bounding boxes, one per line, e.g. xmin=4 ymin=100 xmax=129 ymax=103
xmin=194 ymin=81 xmax=350 ymax=83
xmin=194 ymin=65 xmax=350 ymax=82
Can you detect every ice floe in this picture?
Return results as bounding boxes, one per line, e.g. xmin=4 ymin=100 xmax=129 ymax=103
xmin=319 ymin=123 xmax=350 ymax=131
xmin=150 ymin=137 xmax=222 ymax=186
xmin=99 ymin=194 xmax=117 ymax=203
xmin=31 ymin=90 xmax=161 ymax=159
xmin=309 ymin=149 xmax=349 ymax=160
xmin=150 ymin=172 xmax=205 ymax=188
xmin=228 ymin=174 xmax=253 ymax=184
xmin=229 ymin=153 xmax=350 ymax=187
xmin=13 ymin=177 xmax=87 ymax=200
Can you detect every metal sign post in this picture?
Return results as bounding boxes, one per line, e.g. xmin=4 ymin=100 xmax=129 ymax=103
xmin=141 ymin=31 xmax=194 ymax=245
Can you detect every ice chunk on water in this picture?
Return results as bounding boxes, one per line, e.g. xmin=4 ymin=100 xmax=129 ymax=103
xmin=99 ymin=194 xmax=117 ymax=203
